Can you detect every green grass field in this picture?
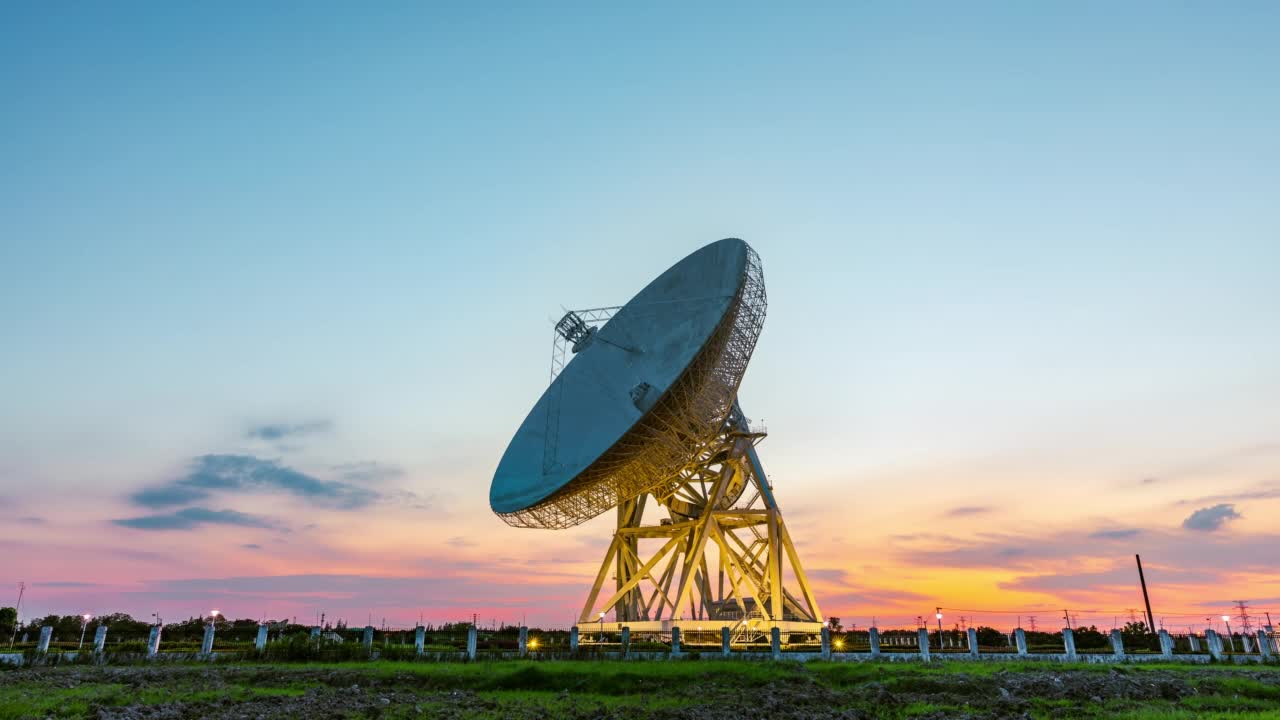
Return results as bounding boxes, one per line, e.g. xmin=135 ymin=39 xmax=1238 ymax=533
xmin=1 ymin=659 xmax=1278 ymax=719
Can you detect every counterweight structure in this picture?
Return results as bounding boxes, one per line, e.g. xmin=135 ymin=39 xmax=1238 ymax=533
xmin=489 ymin=239 xmax=823 ymax=644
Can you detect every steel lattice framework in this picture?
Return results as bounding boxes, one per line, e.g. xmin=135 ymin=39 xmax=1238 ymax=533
xmin=576 ymin=406 xmax=824 ymax=643
xmin=498 ymin=247 xmax=767 ymax=530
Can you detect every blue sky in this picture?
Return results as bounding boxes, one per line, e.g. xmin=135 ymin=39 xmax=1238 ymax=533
xmin=1 ymin=2 xmax=1277 ymax=627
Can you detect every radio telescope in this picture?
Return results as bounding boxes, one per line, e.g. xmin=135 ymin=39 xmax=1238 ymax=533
xmin=490 ymin=238 xmax=823 ymax=644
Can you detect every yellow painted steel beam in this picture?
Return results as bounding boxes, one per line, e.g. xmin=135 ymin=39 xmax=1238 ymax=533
xmin=778 ymin=518 xmax=822 ymax=623
xmin=579 ymin=535 xmax=621 ymax=623
xmin=594 ymin=534 xmax=683 ymax=618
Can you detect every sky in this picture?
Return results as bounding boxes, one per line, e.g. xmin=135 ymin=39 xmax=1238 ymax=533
xmin=2 ymin=2 xmax=1277 ymax=634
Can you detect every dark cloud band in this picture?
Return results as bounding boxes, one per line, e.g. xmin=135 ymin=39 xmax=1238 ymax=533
xmin=130 ymin=454 xmax=379 ymax=510
xmin=113 ymin=507 xmax=277 ymax=531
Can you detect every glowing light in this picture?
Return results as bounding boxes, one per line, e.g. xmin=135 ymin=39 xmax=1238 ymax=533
xmin=528 ymin=638 xmax=539 ymax=650
xmin=834 ymin=639 xmax=844 ymax=650
xmin=1222 ymin=615 xmax=1230 ymax=622
xmin=936 ymin=613 xmax=943 ymax=620
xmin=82 ymin=614 xmax=92 ymax=622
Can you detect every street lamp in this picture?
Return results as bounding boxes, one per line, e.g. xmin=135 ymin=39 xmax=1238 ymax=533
xmin=209 ymin=609 xmax=221 ymax=625
xmin=598 ymin=611 xmax=605 ymax=642
xmin=78 ymin=614 xmax=93 ymax=650
xmin=936 ymin=609 xmax=944 ymax=649
xmin=1223 ymin=615 xmax=1235 ymax=652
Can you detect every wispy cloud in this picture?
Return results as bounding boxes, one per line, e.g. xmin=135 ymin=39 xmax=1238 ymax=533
xmin=113 ymin=507 xmax=278 ymax=531
xmin=895 ymin=526 xmax=1276 ymax=573
xmin=241 ymin=543 xmax=263 ymax=550
xmin=331 ymin=461 xmax=404 ymax=484
xmin=246 ymin=420 xmax=332 ymax=442
xmin=999 ymin=567 xmax=1217 ymax=594
xmin=17 ymin=516 xmax=46 ymax=525
xmin=1181 ymin=504 xmax=1242 ymax=532
xmin=945 ymin=506 xmax=993 ymax=518
xmin=34 ymin=581 xmax=98 ymax=588
xmin=0 ymin=538 xmax=170 ymax=563
xmin=1088 ymin=528 xmax=1142 ymax=540
xmin=129 ymin=455 xmax=379 ymax=510
xmin=1174 ymin=484 xmax=1280 ymax=506
xmin=1140 ymin=443 xmax=1280 ymax=487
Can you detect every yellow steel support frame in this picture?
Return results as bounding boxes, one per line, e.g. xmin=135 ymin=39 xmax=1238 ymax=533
xmin=577 ymin=432 xmax=822 ymax=644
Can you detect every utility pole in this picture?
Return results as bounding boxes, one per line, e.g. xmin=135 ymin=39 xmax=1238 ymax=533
xmin=1135 ymin=554 xmax=1155 ymax=633
xmin=9 ymin=582 xmax=24 ymax=647
xmin=1063 ymin=609 xmax=1071 ymax=629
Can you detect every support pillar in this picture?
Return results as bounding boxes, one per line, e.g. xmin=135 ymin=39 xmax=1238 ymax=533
xmin=1189 ymin=634 xmax=1201 ymax=652
xmin=147 ymin=625 xmax=162 ymax=657
xmin=518 ymin=626 xmax=528 ymax=657
xmin=671 ymin=626 xmax=682 ymax=657
xmin=820 ymin=627 xmax=831 ymax=660
xmin=569 ymin=626 xmax=579 ymax=652
xmin=869 ymin=627 xmax=881 ymax=658
xmin=466 ymin=626 xmax=477 ymax=660
xmin=1063 ymin=627 xmax=1077 ymax=660
xmin=311 ymin=627 xmax=321 ymax=641
xmin=1242 ymin=634 xmax=1254 ymax=653
xmin=1158 ymin=629 xmax=1173 ymax=658
xmin=93 ymin=625 xmax=107 ymax=653
xmin=201 ymin=625 xmax=215 ymax=656
xmin=36 ymin=627 xmax=52 ymax=654
xmin=621 ymin=626 xmax=631 ymax=658
xmin=414 ymin=626 xmax=425 ymax=655
xmin=362 ymin=626 xmax=373 ymax=652
xmin=721 ymin=627 xmax=730 ymax=657
xmin=255 ymin=624 xmax=269 ymax=652
xmin=917 ymin=628 xmax=931 ymax=661
xmin=1014 ymin=628 xmax=1028 ymax=657
xmin=1205 ymin=629 xmax=1223 ymax=660
xmin=1110 ymin=629 xmax=1125 ymax=659
xmin=771 ymin=627 xmax=782 ymax=660
xmin=967 ymin=628 xmax=979 ymax=658
xmin=1258 ymin=631 xmax=1272 ymax=660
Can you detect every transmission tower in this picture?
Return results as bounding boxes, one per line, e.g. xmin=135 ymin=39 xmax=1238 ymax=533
xmin=1234 ymin=600 xmax=1254 ymax=633
xmin=1028 ymin=616 xmax=1038 ymax=632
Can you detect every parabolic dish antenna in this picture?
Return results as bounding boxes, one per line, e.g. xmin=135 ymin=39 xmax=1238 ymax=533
xmin=490 ymin=238 xmax=823 ymax=644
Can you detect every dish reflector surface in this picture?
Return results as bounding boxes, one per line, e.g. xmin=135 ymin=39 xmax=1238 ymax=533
xmin=490 ymin=238 xmax=762 ymax=527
